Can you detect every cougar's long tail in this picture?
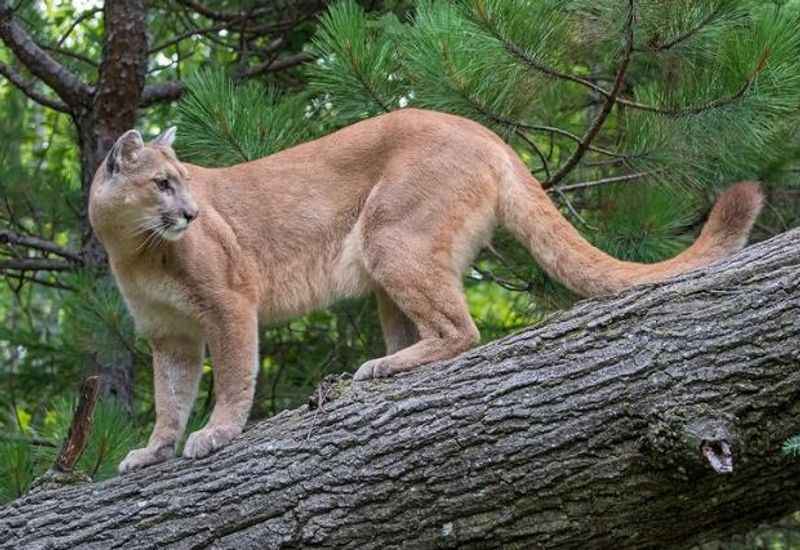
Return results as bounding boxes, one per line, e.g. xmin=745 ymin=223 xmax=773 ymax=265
xmin=498 ymin=157 xmax=763 ymax=297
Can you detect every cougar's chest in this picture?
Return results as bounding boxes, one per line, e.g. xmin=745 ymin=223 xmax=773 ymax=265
xmin=113 ymin=257 xmax=201 ymax=340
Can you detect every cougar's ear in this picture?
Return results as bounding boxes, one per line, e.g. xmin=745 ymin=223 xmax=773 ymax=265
xmin=152 ymin=126 xmax=177 ymax=147
xmin=106 ymin=130 xmax=144 ymax=177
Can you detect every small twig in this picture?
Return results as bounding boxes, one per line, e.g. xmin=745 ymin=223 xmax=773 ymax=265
xmin=148 ymin=21 xmax=231 ymax=54
xmin=550 ymin=171 xmax=653 ymax=193
xmin=515 ymin=129 xmax=550 ymax=180
xmin=0 ymin=229 xmax=82 ymax=262
xmin=505 ymin=119 xmax=627 ymax=158
xmin=553 ymin=187 xmax=599 ymax=231
xmin=470 ymin=264 xmax=533 ymax=293
xmin=55 ymin=7 xmax=101 ymax=47
xmin=544 ymin=0 xmax=636 ymax=189
xmin=235 ymin=52 xmax=313 ymax=80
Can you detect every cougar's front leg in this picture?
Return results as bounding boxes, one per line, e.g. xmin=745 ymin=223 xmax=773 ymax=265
xmin=183 ymin=302 xmax=258 ymax=459
xmin=119 ymin=336 xmax=204 ymax=473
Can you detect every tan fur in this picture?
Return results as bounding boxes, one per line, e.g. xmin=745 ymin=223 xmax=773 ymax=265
xmin=89 ymin=109 xmax=763 ymax=472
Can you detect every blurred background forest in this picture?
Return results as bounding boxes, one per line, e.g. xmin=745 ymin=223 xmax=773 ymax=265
xmin=1 ymin=1 xmax=799 ymax=544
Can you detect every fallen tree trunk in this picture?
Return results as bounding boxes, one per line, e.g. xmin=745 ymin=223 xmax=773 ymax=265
xmin=2 ymin=229 xmax=800 ymax=550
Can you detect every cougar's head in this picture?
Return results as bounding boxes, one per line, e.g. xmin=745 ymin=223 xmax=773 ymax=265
xmin=89 ymin=127 xmax=199 ymax=247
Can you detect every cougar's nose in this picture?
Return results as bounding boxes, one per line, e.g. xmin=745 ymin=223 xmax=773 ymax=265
xmin=182 ymin=207 xmax=198 ymax=223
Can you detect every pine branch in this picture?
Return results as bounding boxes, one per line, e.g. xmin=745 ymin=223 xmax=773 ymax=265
xmin=636 ymin=5 xmax=723 ymax=53
xmin=346 ymin=48 xmax=390 ymax=113
xmin=665 ymin=49 xmax=770 ymax=117
xmin=544 ymin=0 xmax=636 ymax=188
xmin=0 ymin=258 xmax=77 ymax=272
xmin=469 ymin=264 xmax=533 ymax=292
xmin=236 ymin=52 xmax=313 ymax=79
xmin=55 ymin=7 xmax=102 ymax=48
xmin=518 ymin=123 xmax=626 ymax=158
xmin=3 ymin=272 xmax=74 ymax=290
xmin=0 ymin=0 xmax=92 ymax=109
xmin=38 ymin=43 xmax=98 ymax=68
xmin=153 ymin=3 xmax=322 ymax=54
xmin=174 ymin=0 xmax=266 ymax=21
xmin=429 ymin=65 xmax=625 ymax=160
xmin=148 ymin=21 xmax=232 ymax=54
xmin=0 ymin=230 xmax=83 ymax=263
xmin=0 ymin=61 xmax=70 ymax=112
xmin=471 ymin=2 xmax=767 ymax=119
xmin=174 ymin=0 xmax=324 ymax=24
xmin=140 ymin=81 xmax=185 ymax=107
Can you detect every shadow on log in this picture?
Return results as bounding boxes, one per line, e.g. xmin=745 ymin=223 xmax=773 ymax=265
xmin=1 ymin=229 xmax=799 ymax=550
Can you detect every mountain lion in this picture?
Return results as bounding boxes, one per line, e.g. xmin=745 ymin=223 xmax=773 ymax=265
xmin=89 ymin=109 xmax=763 ymax=472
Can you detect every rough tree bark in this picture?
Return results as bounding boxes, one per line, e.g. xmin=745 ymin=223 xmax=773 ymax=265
xmin=1 ymin=229 xmax=799 ymax=549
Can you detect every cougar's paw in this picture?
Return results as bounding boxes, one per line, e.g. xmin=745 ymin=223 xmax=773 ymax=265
xmin=119 ymin=444 xmax=174 ymax=474
xmin=354 ymin=357 xmax=396 ymax=381
xmin=182 ymin=424 xmax=241 ymax=459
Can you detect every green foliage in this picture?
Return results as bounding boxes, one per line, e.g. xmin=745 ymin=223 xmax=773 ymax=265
xmin=0 ymin=395 xmax=140 ymax=504
xmin=307 ymin=1 xmax=408 ymax=121
xmin=177 ymin=69 xmax=314 ymax=166
xmin=0 ymin=439 xmax=36 ymax=502
xmin=61 ymin=272 xmax=141 ymax=365
xmin=586 ymin=183 xmax=698 ymax=262
xmin=608 ymin=3 xmax=800 ymax=188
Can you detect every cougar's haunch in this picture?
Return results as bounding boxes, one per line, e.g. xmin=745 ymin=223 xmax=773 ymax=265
xmin=89 ymin=109 xmax=762 ymax=471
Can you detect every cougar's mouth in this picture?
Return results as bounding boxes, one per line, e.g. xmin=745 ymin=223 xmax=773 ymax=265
xmin=161 ymin=214 xmax=189 ymax=241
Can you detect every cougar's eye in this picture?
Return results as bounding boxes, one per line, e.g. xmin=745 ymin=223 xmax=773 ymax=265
xmin=154 ymin=177 xmax=172 ymax=193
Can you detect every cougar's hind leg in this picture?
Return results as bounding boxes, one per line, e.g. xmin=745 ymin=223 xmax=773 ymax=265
xmin=355 ymin=248 xmax=480 ymax=381
xmin=375 ymin=287 xmax=419 ymax=354
xmin=353 ymin=164 xmax=494 ymax=381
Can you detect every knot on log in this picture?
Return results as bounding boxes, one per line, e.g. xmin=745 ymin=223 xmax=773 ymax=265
xmin=308 ymin=373 xmax=352 ymax=410
xmin=641 ymin=405 xmax=738 ymax=478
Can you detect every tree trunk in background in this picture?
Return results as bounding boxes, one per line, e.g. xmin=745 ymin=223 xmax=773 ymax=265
xmin=0 ymin=0 xmax=149 ymax=410
xmin=74 ymin=1 xmax=148 ymax=411
xmin=2 ymin=229 xmax=799 ymax=549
